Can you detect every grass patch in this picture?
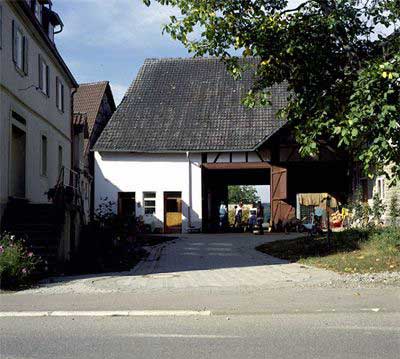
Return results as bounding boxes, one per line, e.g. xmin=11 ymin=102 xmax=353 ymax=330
xmin=256 ymin=227 xmax=400 ymax=274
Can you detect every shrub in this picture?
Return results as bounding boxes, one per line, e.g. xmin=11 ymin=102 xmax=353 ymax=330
xmin=371 ymin=193 xmax=386 ymax=225
xmin=389 ymin=195 xmax=400 ymax=227
xmin=0 ymin=233 xmax=41 ymax=289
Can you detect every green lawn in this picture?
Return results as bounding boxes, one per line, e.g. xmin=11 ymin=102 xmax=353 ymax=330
xmin=256 ymin=228 xmax=400 ymax=274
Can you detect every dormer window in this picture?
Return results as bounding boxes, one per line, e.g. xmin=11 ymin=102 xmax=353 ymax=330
xmin=35 ymin=1 xmax=42 ymax=23
xmin=48 ymin=22 xmax=54 ymax=42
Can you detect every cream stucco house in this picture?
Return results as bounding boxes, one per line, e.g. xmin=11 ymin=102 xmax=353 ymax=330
xmin=0 ymin=1 xmax=78 ymax=267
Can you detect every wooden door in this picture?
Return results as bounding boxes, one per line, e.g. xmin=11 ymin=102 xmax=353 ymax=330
xmin=164 ymin=192 xmax=182 ymax=233
xmin=270 ymin=166 xmax=294 ymax=227
xmin=10 ymin=125 xmax=26 ymax=198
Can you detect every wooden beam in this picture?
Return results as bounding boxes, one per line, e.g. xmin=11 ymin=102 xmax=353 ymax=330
xmin=203 ymin=162 xmax=271 ymax=170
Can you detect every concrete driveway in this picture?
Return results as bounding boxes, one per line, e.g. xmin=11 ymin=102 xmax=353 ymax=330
xmin=19 ymin=233 xmax=339 ymax=294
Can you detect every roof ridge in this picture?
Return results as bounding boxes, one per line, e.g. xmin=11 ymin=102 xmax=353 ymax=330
xmin=78 ymin=80 xmax=109 ymax=86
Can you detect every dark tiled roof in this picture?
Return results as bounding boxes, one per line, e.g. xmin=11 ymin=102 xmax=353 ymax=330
xmin=73 ymin=81 xmax=112 ymax=134
xmin=94 ymin=58 xmax=288 ymax=152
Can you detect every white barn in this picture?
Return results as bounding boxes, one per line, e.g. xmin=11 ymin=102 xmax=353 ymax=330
xmin=94 ymin=58 xmax=349 ymax=233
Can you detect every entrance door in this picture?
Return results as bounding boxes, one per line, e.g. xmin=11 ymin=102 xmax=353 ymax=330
xmin=10 ymin=125 xmax=26 ymax=198
xmin=164 ymin=192 xmax=182 ymax=233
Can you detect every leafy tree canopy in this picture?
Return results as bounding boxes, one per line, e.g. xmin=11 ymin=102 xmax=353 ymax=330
xmin=143 ymin=0 xmax=400 ymax=181
xmin=228 ymin=185 xmax=260 ymax=204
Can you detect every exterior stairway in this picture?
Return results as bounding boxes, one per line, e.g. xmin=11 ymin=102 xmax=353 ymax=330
xmin=1 ymin=200 xmax=65 ymax=273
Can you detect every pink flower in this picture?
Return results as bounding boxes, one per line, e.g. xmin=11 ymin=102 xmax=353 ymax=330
xmin=27 ymin=252 xmax=33 ymax=257
xmin=0 ymin=245 xmax=4 ymax=254
xmin=21 ymin=268 xmax=27 ymax=274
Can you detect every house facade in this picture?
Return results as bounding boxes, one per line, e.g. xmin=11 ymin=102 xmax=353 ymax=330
xmin=0 ymin=0 xmax=77 ymax=222
xmin=94 ymin=58 xmax=350 ymax=233
xmin=73 ymin=81 xmax=116 ymax=221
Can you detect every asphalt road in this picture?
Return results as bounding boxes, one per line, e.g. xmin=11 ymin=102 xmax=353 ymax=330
xmin=1 ymin=312 xmax=399 ymax=359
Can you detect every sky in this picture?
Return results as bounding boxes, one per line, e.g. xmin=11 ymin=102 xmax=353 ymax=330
xmin=53 ymin=0 xmax=304 ymax=105
xmin=54 ymin=0 xmax=188 ymax=104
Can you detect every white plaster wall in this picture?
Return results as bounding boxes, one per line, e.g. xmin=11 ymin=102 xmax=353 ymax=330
xmin=0 ymin=2 xmax=73 ymax=216
xmin=95 ymin=152 xmax=202 ymax=233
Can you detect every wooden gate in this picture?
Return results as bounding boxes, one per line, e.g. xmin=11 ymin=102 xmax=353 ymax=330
xmin=164 ymin=192 xmax=182 ymax=233
xmin=270 ymin=166 xmax=294 ymax=227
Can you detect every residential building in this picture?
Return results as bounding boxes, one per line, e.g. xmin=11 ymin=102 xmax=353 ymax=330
xmin=354 ymin=165 xmax=400 ymax=225
xmin=94 ymin=58 xmax=350 ymax=233
xmin=73 ymin=81 xmax=116 ymax=221
xmin=0 ymin=0 xmax=78 ymax=266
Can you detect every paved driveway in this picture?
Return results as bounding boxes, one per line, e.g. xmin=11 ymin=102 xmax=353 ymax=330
xmin=20 ymin=233 xmax=339 ymax=294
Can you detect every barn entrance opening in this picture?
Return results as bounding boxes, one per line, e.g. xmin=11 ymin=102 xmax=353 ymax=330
xmin=202 ymin=166 xmax=271 ymax=232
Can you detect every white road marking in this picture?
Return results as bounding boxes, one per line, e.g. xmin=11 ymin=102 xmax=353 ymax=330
xmin=323 ymin=326 xmax=400 ymax=332
xmin=122 ymin=333 xmax=241 ymax=339
xmin=0 ymin=310 xmax=212 ymax=318
xmin=361 ymin=308 xmax=381 ymax=312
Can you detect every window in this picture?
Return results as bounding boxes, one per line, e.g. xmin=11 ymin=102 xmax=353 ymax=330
xmin=377 ymin=177 xmax=385 ymax=200
xmin=34 ymin=1 xmax=42 ymax=23
xmin=41 ymin=135 xmax=47 ymax=176
xmin=118 ymin=192 xmax=135 ymax=217
xmin=143 ymin=192 xmax=156 ymax=214
xmin=56 ymin=77 xmax=64 ymax=111
xmin=48 ymin=22 xmax=54 ymax=42
xmin=38 ymin=55 xmax=49 ymax=96
xmin=57 ymin=145 xmax=63 ymax=174
xmin=12 ymin=21 xmax=28 ymax=74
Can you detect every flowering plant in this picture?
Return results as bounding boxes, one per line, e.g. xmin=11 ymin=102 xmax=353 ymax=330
xmin=0 ymin=233 xmax=41 ymax=289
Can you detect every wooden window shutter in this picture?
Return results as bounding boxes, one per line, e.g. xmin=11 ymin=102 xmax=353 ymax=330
xmin=12 ymin=20 xmax=17 ymax=63
xmin=56 ymin=76 xmax=59 ymax=107
xmin=38 ymin=54 xmax=42 ymax=89
xmin=46 ymin=64 xmax=49 ymax=96
xmin=23 ymin=37 xmax=28 ymax=75
xmin=61 ymin=83 xmax=64 ymax=111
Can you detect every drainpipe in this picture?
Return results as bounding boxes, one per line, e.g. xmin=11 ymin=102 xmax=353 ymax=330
xmin=70 ymin=87 xmax=77 ymax=186
xmin=186 ymin=151 xmax=192 ymax=228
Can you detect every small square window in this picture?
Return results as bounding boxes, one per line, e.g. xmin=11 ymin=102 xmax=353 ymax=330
xmin=143 ymin=192 xmax=156 ymax=214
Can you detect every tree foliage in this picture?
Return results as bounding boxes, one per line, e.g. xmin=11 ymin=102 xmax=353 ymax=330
xmin=228 ymin=185 xmax=260 ymax=204
xmin=143 ymin=0 xmax=400 ymax=180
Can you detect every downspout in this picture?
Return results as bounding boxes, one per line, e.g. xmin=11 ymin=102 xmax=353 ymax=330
xmin=70 ymin=87 xmax=77 ymax=186
xmin=186 ymin=151 xmax=192 ymax=228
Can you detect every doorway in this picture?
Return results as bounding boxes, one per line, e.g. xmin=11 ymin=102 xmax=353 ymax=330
xmin=164 ymin=192 xmax=182 ymax=233
xmin=10 ymin=125 xmax=26 ymax=198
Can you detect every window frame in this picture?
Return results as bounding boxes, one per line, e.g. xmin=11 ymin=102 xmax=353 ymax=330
xmin=377 ymin=177 xmax=385 ymax=200
xmin=38 ymin=55 xmax=49 ymax=96
xmin=34 ymin=1 xmax=42 ymax=24
xmin=56 ymin=77 xmax=64 ymax=112
xmin=40 ymin=134 xmax=48 ymax=177
xmin=143 ymin=191 xmax=156 ymax=215
xmin=15 ymin=27 xmax=24 ymax=70
xmin=57 ymin=144 xmax=63 ymax=175
xmin=12 ymin=21 xmax=29 ymax=75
